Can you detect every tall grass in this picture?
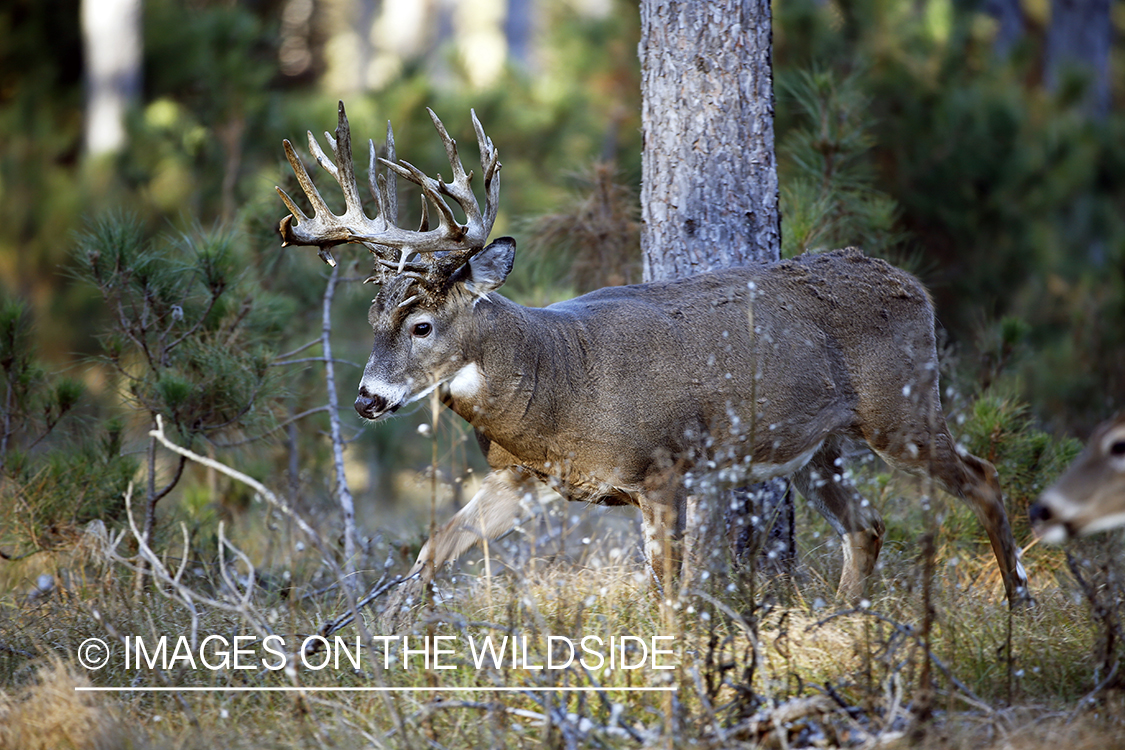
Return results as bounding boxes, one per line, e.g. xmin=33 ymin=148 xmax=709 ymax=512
xmin=2 ymin=413 xmax=1122 ymax=749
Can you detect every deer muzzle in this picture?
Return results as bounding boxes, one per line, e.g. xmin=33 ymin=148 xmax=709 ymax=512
xmin=1028 ymin=495 xmax=1076 ymax=544
xmin=354 ymin=387 xmax=395 ymax=420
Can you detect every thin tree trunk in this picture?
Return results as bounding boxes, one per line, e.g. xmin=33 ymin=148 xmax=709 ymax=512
xmin=134 ymin=429 xmax=159 ymax=598
xmin=0 ymin=375 xmax=14 ymax=475
xmin=137 ymin=425 xmax=186 ymax=595
xmin=505 ymin=0 xmax=536 ymax=71
xmin=145 ymin=429 xmax=158 ymax=548
xmin=984 ymin=0 xmax=1025 ymax=58
xmin=218 ymin=116 xmax=246 ymax=224
xmin=81 ymin=0 xmax=141 ymax=156
xmin=322 ymin=264 xmax=358 ymax=586
xmin=321 ymin=0 xmax=378 ymax=93
xmin=288 ymin=413 xmax=301 ymax=506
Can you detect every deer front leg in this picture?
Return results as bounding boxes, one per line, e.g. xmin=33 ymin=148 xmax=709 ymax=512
xmin=639 ymin=484 xmax=695 ymax=599
xmin=380 ymin=467 xmax=533 ymax=631
xmin=931 ymin=448 xmax=1029 ymax=604
xmin=641 ymin=501 xmax=674 ymax=597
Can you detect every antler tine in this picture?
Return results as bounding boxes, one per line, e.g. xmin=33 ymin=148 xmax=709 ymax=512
xmin=385 ymin=121 xmax=399 ymax=223
xmin=278 ymin=139 xmax=327 ymax=225
xmin=277 ymin=140 xmax=339 ymax=265
xmin=278 ymin=103 xmax=502 ymax=284
xmin=424 ymin=108 xmax=481 ymax=248
xmin=314 ymin=103 xmax=364 ymax=223
xmin=373 ymin=173 xmax=389 ymax=225
xmin=368 ymin=138 xmax=389 ymax=225
xmin=379 ymin=158 xmax=462 ymax=237
xmin=368 ymin=120 xmax=398 ymax=227
xmin=279 ymin=101 xmax=407 ymax=267
xmin=427 ymin=107 xmax=470 ymax=187
xmin=373 ymin=108 xmax=500 ymax=271
xmin=361 ymin=170 xmax=402 ymax=278
xmin=472 ymin=109 xmax=500 ymax=183
xmin=472 ymin=108 xmax=501 ymax=232
xmin=376 ymin=257 xmax=428 ymax=272
xmin=307 ymin=132 xmax=337 ymax=181
xmin=418 ymin=193 xmax=431 ymax=232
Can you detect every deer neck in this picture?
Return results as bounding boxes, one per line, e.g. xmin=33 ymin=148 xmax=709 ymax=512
xmin=441 ymin=295 xmax=582 ymax=463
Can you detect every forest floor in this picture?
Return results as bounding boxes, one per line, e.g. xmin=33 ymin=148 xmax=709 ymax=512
xmin=2 ymin=469 xmax=1123 ymax=749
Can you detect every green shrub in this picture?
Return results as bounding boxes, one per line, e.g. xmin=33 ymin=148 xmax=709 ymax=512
xmin=955 ymin=392 xmax=1083 ymax=540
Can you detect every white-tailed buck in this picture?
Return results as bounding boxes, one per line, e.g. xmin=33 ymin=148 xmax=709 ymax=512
xmin=277 ymin=103 xmax=1029 ymax=622
xmin=1030 ymin=413 xmax=1125 ymax=543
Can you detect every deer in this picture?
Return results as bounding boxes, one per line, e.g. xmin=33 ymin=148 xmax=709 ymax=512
xmin=1030 ymin=413 xmax=1125 ymax=543
xmin=276 ymin=103 xmax=1029 ymax=626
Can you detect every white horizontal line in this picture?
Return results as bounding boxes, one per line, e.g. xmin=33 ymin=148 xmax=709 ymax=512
xmin=75 ymin=686 xmax=677 ymax=693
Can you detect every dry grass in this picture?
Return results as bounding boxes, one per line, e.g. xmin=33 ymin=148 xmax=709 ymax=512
xmin=1 ymin=464 xmax=1123 ymax=749
xmin=0 ymin=661 xmax=125 ymax=750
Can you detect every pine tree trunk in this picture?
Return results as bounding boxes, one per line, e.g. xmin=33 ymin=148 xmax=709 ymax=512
xmin=639 ymin=0 xmax=793 ymax=580
xmin=505 ymin=0 xmax=536 ymax=71
xmin=640 ymin=0 xmax=780 ymax=279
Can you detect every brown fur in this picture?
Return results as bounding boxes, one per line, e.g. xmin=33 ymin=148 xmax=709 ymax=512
xmin=366 ymin=246 xmax=1028 ymax=628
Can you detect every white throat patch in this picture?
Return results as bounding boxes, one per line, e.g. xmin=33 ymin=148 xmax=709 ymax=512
xmin=448 ymin=362 xmax=484 ymax=399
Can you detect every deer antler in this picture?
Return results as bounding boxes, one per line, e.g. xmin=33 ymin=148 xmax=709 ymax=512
xmin=277 ymin=102 xmax=501 ymax=285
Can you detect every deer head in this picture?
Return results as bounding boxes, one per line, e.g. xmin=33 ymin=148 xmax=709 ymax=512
xmin=277 ymin=102 xmax=512 ymax=418
xmin=1030 ymin=413 xmax=1125 ymax=543
xmin=353 ymin=237 xmax=515 ymax=419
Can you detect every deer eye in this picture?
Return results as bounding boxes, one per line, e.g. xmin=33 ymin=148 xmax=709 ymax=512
xmin=411 ymin=321 xmax=433 ymax=338
xmin=1110 ymin=440 xmax=1125 ymax=457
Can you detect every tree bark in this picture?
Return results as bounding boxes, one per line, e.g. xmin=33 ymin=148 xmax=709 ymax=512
xmin=1046 ymin=0 xmax=1113 ymax=118
xmin=639 ymin=0 xmax=792 ymax=580
xmin=640 ymin=0 xmax=780 ymax=279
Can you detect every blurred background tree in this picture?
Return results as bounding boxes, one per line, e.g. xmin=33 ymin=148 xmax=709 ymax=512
xmin=0 ymin=0 xmax=1122 ymax=549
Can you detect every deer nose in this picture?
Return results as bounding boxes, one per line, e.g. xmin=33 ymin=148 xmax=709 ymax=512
xmin=355 ymin=387 xmax=386 ymax=419
xmin=1028 ymin=502 xmax=1053 ymax=526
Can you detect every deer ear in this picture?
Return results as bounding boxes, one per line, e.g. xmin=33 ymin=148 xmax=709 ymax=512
xmin=464 ymin=237 xmax=516 ymax=295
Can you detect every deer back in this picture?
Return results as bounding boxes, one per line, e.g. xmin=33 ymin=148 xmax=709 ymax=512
xmin=426 ymin=248 xmax=937 ymax=505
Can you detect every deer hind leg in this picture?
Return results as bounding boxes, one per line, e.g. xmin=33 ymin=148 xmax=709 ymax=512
xmin=866 ymin=417 xmax=1029 ymax=605
xmin=641 ymin=498 xmax=679 ymax=597
xmin=793 ymin=438 xmax=885 ymax=603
